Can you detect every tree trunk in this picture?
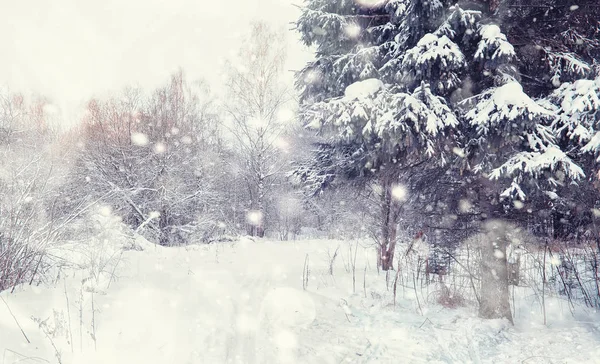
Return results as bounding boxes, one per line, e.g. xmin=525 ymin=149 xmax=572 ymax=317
xmin=158 ymin=208 xmax=169 ymax=246
xmin=256 ymin=177 xmax=265 ymax=238
xmin=381 ymin=221 xmax=398 ymax=271
xmin=479 ymin=219 xmax=513 ymax=323
xmin=379 ymin=176 xmax=399 ymax=271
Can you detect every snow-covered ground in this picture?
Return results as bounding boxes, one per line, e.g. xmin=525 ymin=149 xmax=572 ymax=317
xmin=1 ymin=236 xmax=600 ymax=364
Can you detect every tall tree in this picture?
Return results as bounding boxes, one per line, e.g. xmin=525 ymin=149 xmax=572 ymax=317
xmin=0 ymin=90 xmax=63 ymax=290
xmin=295 ymin=1 xmax=459 ymax=271
xmin=399 ymin=3 xmax=584 ymax=321
xmin=223 ymin=22 xmax=292 ymax=238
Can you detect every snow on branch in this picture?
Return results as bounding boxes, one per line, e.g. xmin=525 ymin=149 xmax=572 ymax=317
xmin=490 ymin=147 xmax=585 ymax=183
xmin=402 ymin=33 xmax=466 ymax=94
xmin=548 ymin=77 xmax=600 ymax=151
xmin=474 ymin=25 xmax=516 ymax=65
xmin=304 ymin=79 xmax=456 ymax=159
xmin=434 ymin=6 xmax=481 ymax=42
xmin=547 ymin=52 xmax=592 ymax=86
xmin=464 ymin=82 xmax=551 ymax=135
xmin=343 ymin=78 xmax=384 ymax=100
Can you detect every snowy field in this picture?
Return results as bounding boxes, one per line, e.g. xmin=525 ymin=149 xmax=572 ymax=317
xmin=1 ymin=236 xmax=600 ymax=364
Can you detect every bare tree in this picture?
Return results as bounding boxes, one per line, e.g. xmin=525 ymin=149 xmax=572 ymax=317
xmin=0 ymin=90 xmax=64 ymax=291
xmin=222 ymin=22 xmax=292 ymax=238
xmin=61 ymin=71 xmax=222 ymax=245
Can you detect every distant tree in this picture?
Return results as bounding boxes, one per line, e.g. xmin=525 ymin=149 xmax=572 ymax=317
xmin=62 ymin=71 xmax=221 ymax=245
xmin=0 ymin=90 xmax=64 ymax=291
xmin=222 ymin=22 xmax=293 ymax=238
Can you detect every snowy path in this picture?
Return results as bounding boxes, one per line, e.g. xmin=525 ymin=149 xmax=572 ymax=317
xmin=1 ymin=239 xmax=600 ymax=363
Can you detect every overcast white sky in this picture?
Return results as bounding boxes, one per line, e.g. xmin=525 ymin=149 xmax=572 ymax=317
xmin=0 ymin=0 xmax=311 ymax=123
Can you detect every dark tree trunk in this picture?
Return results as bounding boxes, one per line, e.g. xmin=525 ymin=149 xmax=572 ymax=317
xmin=256 ymin=226 xmax=265 ymax=238
xmin=379 ymin=176 xmax=400 ymax=271
xmin=381 ymin=220 xmax=398 ymax=271
xmin=159 ymin=208 xmax=169 ymax=246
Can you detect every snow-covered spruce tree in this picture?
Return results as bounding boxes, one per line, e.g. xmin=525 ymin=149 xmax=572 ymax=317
xmin=461 ymin=1 xmax=600 ymax=318
xmin=536 ymin=76 xmax=600 ymax=307
xmin=299 ymin=82 xmax=458 ymax=271
xmin=297 ymin=0 xmax=455 ymax=100
xmin=294 ymin=0 xmax=460 ymax=271
xmin=294 ymin=1 xmax=502 ymax=272
xmin=448 ymin=14 xmax=587 ymax=321
xmin=462 ymin=1 xmax=600 ymax=240
xmin=459 ymin=80 xmax=584 ymax=321
xmin=392 ymin=2 xmax=588 ymax=321
xmin=424 ymin=6 xmax=584 ymax=320
xmin=500 ymin=0 xmax=600 ymax=241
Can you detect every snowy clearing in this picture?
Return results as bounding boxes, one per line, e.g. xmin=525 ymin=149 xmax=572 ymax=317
xmin=2 ymin=2 xmax=600 ymax=364
xmin=1 ymin=237 xmax=599 ymax=364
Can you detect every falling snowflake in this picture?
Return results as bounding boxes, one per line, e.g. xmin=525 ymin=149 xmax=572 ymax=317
xmin=391 ymin=184 xmax=408 ymax=201
xmin=344 ymin=23 xmax=361 ymax=39
xmin=247 ymin=210 xmax=263 ymax=225
xmin=131 ymin=132 xmax=149 ymax=146
xmin=154 ymin=142 xmax=167 ymax=154
xmin=354 ymin=0 xmax=388 ymax=8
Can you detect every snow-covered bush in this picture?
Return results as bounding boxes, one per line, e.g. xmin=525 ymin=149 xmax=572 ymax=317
xmin=53 ymin=206 xmax=136 ymax=293
xmin=0 ymin=91 xmax=65 ymax=292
